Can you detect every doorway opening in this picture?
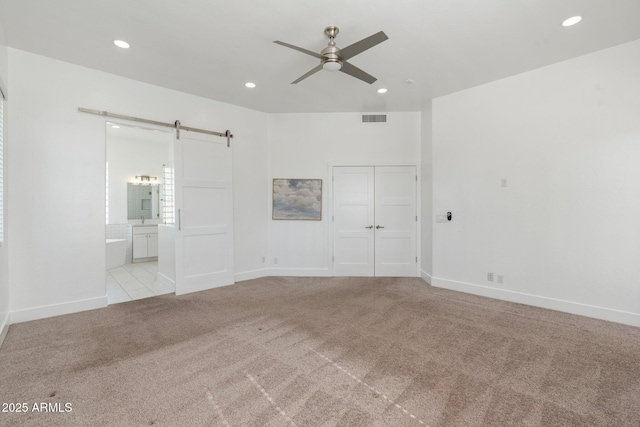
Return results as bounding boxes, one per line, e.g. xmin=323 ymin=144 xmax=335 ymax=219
xmin=105 ymin=121 xmax=175 ymax=304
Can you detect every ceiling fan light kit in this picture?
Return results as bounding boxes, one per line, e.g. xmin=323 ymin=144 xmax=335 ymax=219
xmin=274 ymin=26 xmax=388 ymax=84
xmin=322 ymin=60 xmax=342 ymax=71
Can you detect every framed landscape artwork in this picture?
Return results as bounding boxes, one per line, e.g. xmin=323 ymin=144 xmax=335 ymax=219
xmin=272 ymin=178 xmax=322 ymax=220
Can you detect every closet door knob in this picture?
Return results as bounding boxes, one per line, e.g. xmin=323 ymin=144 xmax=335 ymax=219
xmin=365 ymin=225 xmax=374 ymax=229
xmin=376 ymin=225 xmax=385 ymax=229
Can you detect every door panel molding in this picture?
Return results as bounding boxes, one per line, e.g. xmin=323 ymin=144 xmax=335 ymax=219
xmin=375 ymin=166 xmax=417 ymax=277
xmin=175 ymin=133 xmax=234 ymax=295
xmin=333 ymin=167 xmax=375 ymax=276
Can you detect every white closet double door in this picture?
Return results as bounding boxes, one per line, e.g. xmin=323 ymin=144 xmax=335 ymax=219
xmin=333 ymin=166 xmax=417 ymax=277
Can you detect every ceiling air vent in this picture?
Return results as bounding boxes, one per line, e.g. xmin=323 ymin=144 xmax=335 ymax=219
xmin=362 ymin=114 xmax=387 ymax=123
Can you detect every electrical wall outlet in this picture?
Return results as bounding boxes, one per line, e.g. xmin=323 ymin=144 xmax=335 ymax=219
xmin=497 ymin=274 xmax=504 ymax=284
xmin=262 ymin=256 xmax=266 ymax=263
xmin=487 ymin=272 xmax=494 ymax=282
xmin=274 ymin=257 xmax=278 ymax=264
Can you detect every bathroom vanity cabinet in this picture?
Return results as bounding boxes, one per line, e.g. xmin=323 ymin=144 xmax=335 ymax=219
xmin=132 ymin=225 xmax=159 ymax=261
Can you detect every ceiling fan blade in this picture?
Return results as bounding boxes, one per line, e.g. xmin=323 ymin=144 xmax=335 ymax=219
xmin=274 ymin=40 xmax=325 ymax=59
xmin=339 ymin=61 xmax=377 ymax=84
xmin=291 ymin=64 xmax=323 ymax=84
xmin=338 ymin=31 xmax=388 ymax=60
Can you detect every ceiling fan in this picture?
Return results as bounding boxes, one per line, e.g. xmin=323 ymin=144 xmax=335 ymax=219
xmin=274 ymin=26 xmax=388 ymax=84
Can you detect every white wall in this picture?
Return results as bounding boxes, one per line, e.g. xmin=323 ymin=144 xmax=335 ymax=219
xmin=0 ymin=23 xmax=6 ymax=82
xmin=432 ymin=39 xmax=640 ymax=326
xmin=7 ymin=48 xmax=269 ymax=322
xmin=420 ymin=102 xmax=433 ymax=282
xmin=0 ymin=22 xmax=9 ymax=345
xmin=267 ymin=112 xmax=421 ymax=276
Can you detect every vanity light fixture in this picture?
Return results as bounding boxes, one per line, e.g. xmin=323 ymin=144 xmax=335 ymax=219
xmin=113 ymin=40 xmax=130 ymax=49
xmin=133 ymin=175 xmax=158 ymax=185
xmin=562 ymin=16 xmax=582 ymax=27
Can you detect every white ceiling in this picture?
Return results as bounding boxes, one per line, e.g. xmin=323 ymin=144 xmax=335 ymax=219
xmin=1 ymin=0 xmax=639 ymax=113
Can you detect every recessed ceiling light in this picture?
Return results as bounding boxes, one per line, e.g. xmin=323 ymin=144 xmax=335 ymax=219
xmin=562 ymin=16 xmax=582 ymax=27
xmin=111 ymin=125 xmax=120 ymax=129
xmin=113 ymin=40 xmax=130 ymax=49
xmin=245 ymin=82 xmax=256 ymax=88
xmin=377 ymin=88 xmax=388 ymax=94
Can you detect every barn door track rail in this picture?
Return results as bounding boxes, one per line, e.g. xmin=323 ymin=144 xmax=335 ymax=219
xmin=78 ymin=107 xmax=234 ymax=147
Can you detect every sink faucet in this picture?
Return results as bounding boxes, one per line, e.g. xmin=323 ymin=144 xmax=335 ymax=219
xmin=141 ymin=216 xmax=145 ymax=224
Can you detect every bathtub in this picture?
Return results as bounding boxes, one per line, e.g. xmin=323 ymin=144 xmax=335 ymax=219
xmin=106 ymin=239 xmax=127 ymax=269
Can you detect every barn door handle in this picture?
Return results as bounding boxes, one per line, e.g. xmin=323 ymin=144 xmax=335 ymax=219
xmin=365 ymin=225 xmax=374 ymax=229
xmin=376 ymin=225 xmax=385 ymax=229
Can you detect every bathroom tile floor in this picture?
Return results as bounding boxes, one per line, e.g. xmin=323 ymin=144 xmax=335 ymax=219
xmin=106 ymin=261 xmax=175 ymax=304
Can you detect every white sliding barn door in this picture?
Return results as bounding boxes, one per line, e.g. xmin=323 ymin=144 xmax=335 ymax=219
xmin=333 ymin=166 xmax=416 ymax=277
xmin=174 ymin=131 xmax=234 ymax=295
xmin=333 ymin=167 xmax=375 ymax=276
xmin=374 ymin=166 xmax=417 ymax=277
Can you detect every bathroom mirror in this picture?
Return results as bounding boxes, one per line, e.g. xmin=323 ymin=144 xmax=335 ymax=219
xmin=127 ymin=183 xmax=163 ymax=221
xmin=105 ymin=122 xmax=174 ymax=225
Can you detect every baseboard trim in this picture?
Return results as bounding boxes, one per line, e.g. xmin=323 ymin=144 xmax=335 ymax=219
xmin=420 ymin=270 xmax=432 ymax=285
xmin=157 ymin=272 xmax=175 ymax=285
xmin=267 ymin=268 xmax=331 ymax=277
xmin=175 ymin=281 xmax=235 ymax=296
xmin=10 ymin=296 xmax=108 ymax=324
xmin=0 ymin=312 xmax=9 ymax=349
xmin=235 ymin=268 xmax=269 ymax=283
xmin=432 ymin=277 xmax=640 ymax=328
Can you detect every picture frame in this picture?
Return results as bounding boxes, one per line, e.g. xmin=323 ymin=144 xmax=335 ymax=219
xmin=272 ymin=178 xmax=322 ymax=220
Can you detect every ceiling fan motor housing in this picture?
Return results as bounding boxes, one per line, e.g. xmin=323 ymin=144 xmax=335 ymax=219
xmin=321 ymin=44 xmax=342 ymax=70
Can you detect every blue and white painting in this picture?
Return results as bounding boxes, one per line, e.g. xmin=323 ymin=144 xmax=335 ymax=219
xmin=272 ymin=179 xmax=322 ymax=220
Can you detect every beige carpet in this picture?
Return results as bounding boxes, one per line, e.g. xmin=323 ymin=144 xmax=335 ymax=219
xmin=1 ymin=277 xmax=639 ymax=426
